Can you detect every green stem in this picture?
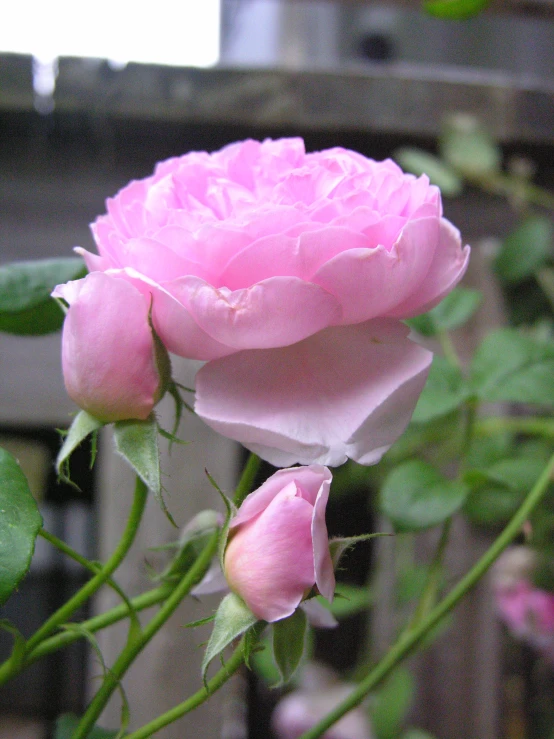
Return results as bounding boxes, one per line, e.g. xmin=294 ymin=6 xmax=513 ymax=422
xmin=38 ymin=529 xmax=100 ymax=575
xmin=71 ymin=530 xmax=219 ymax=739
xmin=124 ymin=629 xmax=260 ymax=739
xmin=410 ymin=518 xmax=452 ymax=629
xmin=475 ymin=416 xmax=554 ymax=439
xmin=0 ymin=476 xmax=149 ymax=686
xmin=299 ymin=451 xmax=554 ymax=739
xmin=24 ymin=583 xmax=172 ymax=668
xmin=234 ymin=453 xmax=261 ymax=506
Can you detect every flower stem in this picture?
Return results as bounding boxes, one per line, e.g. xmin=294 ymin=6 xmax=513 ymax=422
xmin=70 ymin=530 xmax=219 ymax=739
xmin=234 ymin=453 xmax=261 ymax=506
xmin=409 ymin=518 xmax=452 ymax=629
xmin=23 ymin=583 xmax=173 ymax=668
xmin=38 ymin=528 xmax=100 ymax=575
xmin=299 ymin=450 xmax=554 ymax=739
xmin=124 ymin=627 xmax=261 ymax=739
xmin=0 ymin=476 xmax=149 ymax=686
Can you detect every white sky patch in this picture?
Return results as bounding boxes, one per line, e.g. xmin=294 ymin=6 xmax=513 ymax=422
xmin=1 ymin=0 xmax=220 ymax=68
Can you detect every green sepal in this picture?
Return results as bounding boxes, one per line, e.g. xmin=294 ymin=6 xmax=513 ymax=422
xmin=204 ymin=469 xmax=237 ymax=572
xmin=113 ymin=415 xmax=175 ymax=526
xmin=329 ymin=533 xmax=392 ymax=570
xmin=0 ymin=257 xmax=86 ymax=336
xmin=56 ymin=410 xmax=105 ymax=485
xmin=201 ymin=592 xmax=258 ymax=682
xmin=394 ymin=147 xmax=462 ymax=197
xmin=54 ymin=714 xmax=120 ymax=739
xmin=380 ymin=460 xmax=468 ymax=532
xmin=0 ymin=448 xmax=43 ymax=605
xmin=272 ymin=608 xmax=308 ymax=686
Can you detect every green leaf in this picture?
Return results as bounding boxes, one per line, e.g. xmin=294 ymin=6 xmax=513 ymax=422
xmin=395 ymin=147 xmax=462 ymax=196
xmin=470 ymin=328 xmax=554 ymax=405
xmin=0 ymin=257 xmax=86 ymax=336
xmin=272 ymin=608 xmax=308 ymax=686
xmin=380 ymin=461 xmax=468 ymax=532
xmin=407 ymin=288 xmax=482 ymax=338
xmin=370 ymin=667 xmax=414 ymax=739
xmin=56 ymin=411 xmax=104 ymax=482
xmin=424 ymin=0 xmax=491 ymax=19
xmin=464 ymin=456 xmax=547 ymax=526
xmin=440 ymin=114 xmax=501 ymax=178
xmin=494 ymin=216 xmax=553 ymax=284
xmin=411 ymin=357 xmax=470 ymax=423
xmin=113 ymin=416 xmax=173 ymax=524
xmin=0 ymin=448 xmax=43 ymax=604
xmin=202 ymin=592 xmax=258 ymax=680
xmin=431 ymin=287 xmax=482 ymax=331
xmin=55 ymin=714 xmax=119 ymax=739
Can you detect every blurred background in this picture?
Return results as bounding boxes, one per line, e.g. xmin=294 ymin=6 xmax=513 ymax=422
xmin=1 ymin=1 xmax=554 ymax=737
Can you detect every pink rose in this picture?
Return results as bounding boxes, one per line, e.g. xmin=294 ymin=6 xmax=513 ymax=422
xmin=52 ymin=272 xmax=166 ymax=422
xmin=493 ymin=547 xmax=554 ymax=662
xmin=272 ymin=663 xmax=373 ymax=739
xmin=223 ymin=465 xmax=334 ymax=622
xmin=59 ymin=138 xmax=469 ymax=464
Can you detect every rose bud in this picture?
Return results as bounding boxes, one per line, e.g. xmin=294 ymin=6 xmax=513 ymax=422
xmin=224 ymin=466 xmax=335 ymax=623
xmin=52 ymin=271 xmax=168 ymax=422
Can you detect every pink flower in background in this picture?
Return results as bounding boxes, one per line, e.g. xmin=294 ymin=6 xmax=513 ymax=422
xmin=56 ymin=138 xmax=469 ymax=462
xmin=52 ymin=272 xmax=165 ymax=422
xmin=224 ymin=465 xmax=334 ymax=622
xmin=493 ymin=547 xmax=554 ymax=662
xmin=272 ymin=663 xmax=373 ymax=739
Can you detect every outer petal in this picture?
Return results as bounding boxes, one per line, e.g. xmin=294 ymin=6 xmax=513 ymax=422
xmin=312 ymin=218 xmax=440 ymax=324
xmin=112 ymin=268 xmax=235 ymax=360
xmin=195 ymin=319 xmax=432 ymax=467
xmin=224 ymin=483 xmax=316 ymax=622
xmin=54 ymin=272 xmax=160 ymax=422
xmin=169 ymin=275 xmax=342 ymax=350
xmin=386 ymin=218 xmax=470 ymax=318
xmin=231 ymin=465 xmax=331 ymax=528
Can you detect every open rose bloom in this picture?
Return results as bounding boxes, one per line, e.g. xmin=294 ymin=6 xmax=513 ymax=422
xmin=54 ymin=138 xmax=469 ymax=464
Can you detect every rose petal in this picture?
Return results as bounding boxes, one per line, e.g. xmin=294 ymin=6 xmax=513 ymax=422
xmin=386 ymin=218 xmax=470 ymax=318
xmin=231 ymin=465 xmax=332 ymax=528
xmin=312 ymin=218 xmax=439 ymax=324
xmin=170 ymin=275 xmax=342 ymax=350
xmin=113 ymin=268 xmax=235 ymax=360
xmin=225 ymin=484 xmax=316 ymax=622
xmin=195 ymin=318 xmax=432 ymax=467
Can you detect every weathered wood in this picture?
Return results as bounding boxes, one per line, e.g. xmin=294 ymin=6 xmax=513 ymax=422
xmin=94 ymin=357 xmax=239 ymax=737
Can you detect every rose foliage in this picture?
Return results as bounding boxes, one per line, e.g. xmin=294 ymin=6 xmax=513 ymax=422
xmin=54 ymin=138 xmax=469 ymax=464
xmin=224 ymin=465 xmax=334 ymax=623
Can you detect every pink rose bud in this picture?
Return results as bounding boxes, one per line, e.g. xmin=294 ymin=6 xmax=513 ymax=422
xmin=52 ymin=272 xmax=168 ymax=422
xmin=68 ymin=137 xmax=469 ymax=466
xmin=224 ymin=466 xmax=335 ymax=622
